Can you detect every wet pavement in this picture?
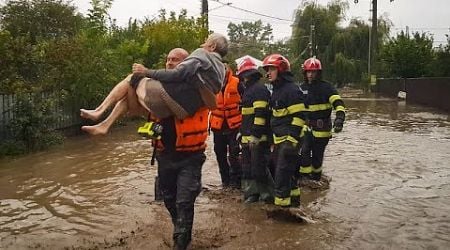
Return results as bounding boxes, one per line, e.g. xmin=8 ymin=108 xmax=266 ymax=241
xmin=1 ymin=89 xmax=449 ymax=249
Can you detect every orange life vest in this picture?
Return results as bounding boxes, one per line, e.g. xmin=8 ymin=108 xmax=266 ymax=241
xmin=174 ymin=107 xmax=209 ymax=151
xmin=210 ymin=70 xmax=242 ymax=130
xmin=152 ymin=107 xmax=209 ymax=152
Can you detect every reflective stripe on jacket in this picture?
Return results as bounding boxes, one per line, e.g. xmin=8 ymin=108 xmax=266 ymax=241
xmin=300 ymin=80 xmax=346 ymax=138
xmin=270 ymin=73 xmax=307 ymax=145
xmin=240 ymin=80 xmax=271 ymax=143
xmin=210 ymin=70 xmax=242 ymax=130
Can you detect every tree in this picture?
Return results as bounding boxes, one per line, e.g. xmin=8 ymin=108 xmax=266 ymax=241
xmin=226 ymin=20 xmax=273 ymax=63
xmin=86 ymin=0 xmax=112 ymax=35
xmin=379 ymin=31 xmax=434 ymax=78
xmin=431 ymin=35 xmax=450 ymax=77
xmin=0 ymin=0 xmax=85 ymax=93
xmin=290 ymin=1 xmax=392 ymax=85
xmin=291 ymin=0 xmax=345 ymax=62
xmin=290 ymin=0 xmax=347 ymax=81
xmin=0 ymin=0 xmax=84 ymax=42
xmin=333 ymin=53 xmax=356 ymax=87
xmin=141 ymin=9 xmax=208 ymax=68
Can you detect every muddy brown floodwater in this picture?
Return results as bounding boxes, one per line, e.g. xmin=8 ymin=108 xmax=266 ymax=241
xmin=1 ymin=89 xmax=450 ymax=249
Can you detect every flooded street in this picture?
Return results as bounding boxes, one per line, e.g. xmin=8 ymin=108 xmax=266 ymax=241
xmin=1 ymin=89 xmax=450 ymax=249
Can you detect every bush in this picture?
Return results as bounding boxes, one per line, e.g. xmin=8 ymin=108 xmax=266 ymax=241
xmin=4 ymin=92 xmax=63 ymax=154
xmin=0 ymin=140 xmax=26 ymax=157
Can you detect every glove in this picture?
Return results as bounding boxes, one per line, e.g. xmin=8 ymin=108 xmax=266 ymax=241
xmin=333 ymin=118 xmax=344 ymax=133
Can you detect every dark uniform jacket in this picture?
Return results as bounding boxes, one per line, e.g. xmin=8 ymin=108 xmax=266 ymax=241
xmin=270 ymin=73 xmax=307 ymax=145
xmin=240 ymin=79 xmax=271 ymax=143
xmin=299 ymin=80 xmax=345 ymax=137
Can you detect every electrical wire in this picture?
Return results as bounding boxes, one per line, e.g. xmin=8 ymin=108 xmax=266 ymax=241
xmin=210 ymin=0 xmax=293 ymax=22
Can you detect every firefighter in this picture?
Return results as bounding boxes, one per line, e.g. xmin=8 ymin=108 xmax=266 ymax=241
xmin=299 ymin=57 xmax=346 ymax=183
xmin=152 ymin=48 xmax=190 ymax=202
xmin=209 ymin=64 xmax=243 ymax=189
xmin=263 ymin=54 xmax=306 ymax=207
xmin=151 ymin=108 xmax=209 ymax=250
xmin=237 ymin=57 xmax=273 ymax=203
xmin=146 ymin=38 xmax=228 ymax=250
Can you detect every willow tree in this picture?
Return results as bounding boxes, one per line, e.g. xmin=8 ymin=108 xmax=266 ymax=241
xmin=291 ymin=1 xmax=345 ymax=62
xmin=291 ymin=0 xmax=391 ymax=85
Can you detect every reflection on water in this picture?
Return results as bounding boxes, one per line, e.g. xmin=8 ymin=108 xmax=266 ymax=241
xmin=1 ymin=90 xmax=449 ymax=249
xmin=0 ymin=130 xmax=163 ymax=248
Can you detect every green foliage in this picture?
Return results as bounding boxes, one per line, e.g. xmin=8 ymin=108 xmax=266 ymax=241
xmin=141 ymin=9 xmax=208 ymax=68
xmin=290 ymin=1 xmax=391 ymax=85
xmin=0 ymin=139 xmax=26 ymax=157
xmin=0 ymin=0 xmax=85 ymax=93
xmin=379 ymin=31 xmax=434 ymax=78
xmin=291 ymin=0 xmax=345 ymax=62
xmin=430 ymin=35 xmax=450 ymax=77
xmin=333 ymin=53 xmax=356 ymax=87
xmin=226 ymin=20 xmax=273 ymax=61
xmin=0 ymin=0 xmax=84 ymax=41
xmin=5 ymin=92 xmax=63 ymax=154
xmin=0 ymin=0 xmax=210 ymax=155
xmin=85 ymin=0 xmax=113 ymax=37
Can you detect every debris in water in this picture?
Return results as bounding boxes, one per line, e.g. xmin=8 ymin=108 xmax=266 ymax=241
xmin=265 ymin=207 xmax=316 ymax=224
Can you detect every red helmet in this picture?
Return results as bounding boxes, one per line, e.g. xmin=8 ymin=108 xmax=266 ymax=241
xmin=262 ymin=54 xmax=290 ymax=73
xmin=236 ymin=57 xmax=258 ymax=76
xmin=303 ymin=57 xmax=322 ymax=71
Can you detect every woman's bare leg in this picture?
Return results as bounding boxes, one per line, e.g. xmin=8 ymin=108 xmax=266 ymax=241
xmin=80 ymin=74 xmax=133 ymax=121
xmin=82 ymin=81 xmax=150 ymax=135
xmin=81 ymin=98 xmax=129 ymax=135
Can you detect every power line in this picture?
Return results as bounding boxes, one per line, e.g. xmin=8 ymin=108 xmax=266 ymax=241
xmin=210 ymin=0 xmax=293 ymax=22
xmin=209 ymin=13 xmax=293 ymax=25
xmin=393 ymin=27 xmax=450 ymax=30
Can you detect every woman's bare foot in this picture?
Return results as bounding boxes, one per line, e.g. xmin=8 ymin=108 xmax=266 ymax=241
xmin=81 ymin=125 xmax=108 ymax=136
xmin=80 ymin=109 xmax=103 ymax=121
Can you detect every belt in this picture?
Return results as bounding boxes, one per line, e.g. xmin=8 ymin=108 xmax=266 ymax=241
xmin=306 ymin=118 xmax=331 ymax=129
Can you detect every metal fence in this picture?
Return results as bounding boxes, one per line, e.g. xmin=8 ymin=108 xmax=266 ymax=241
xmin=375 ymin=77 xmax=450 ymax=112
xmin=0 ymin=92 xmax=82 ymax=141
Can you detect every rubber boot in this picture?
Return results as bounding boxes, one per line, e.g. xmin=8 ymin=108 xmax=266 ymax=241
xmin=291 ymin=195 xmax=300 ymax=207
xmin=257 ymin=174 xmax=275 ymax=204
xmin=229 ymin=175 xmax=241 ymax=190
xmin=154 ymin=176 xmax=163 ymax=201
xmin=311 ymin=172 xmax=321 ymax=181
xmin=242 ymin=179 xmax=259 ymax=203
xmin=258 ymin=188 xmax=274 ymax=204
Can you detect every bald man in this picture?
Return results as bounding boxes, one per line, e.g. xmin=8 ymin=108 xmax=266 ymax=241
xmin=166 ymin=48 xmax=189 ymax=69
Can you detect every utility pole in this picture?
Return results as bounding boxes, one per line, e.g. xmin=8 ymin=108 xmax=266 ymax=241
xmin=309 ymin=24 xmax=315 ymax=57
xmin=201 ymin=0 xmax=209 ymax=30
xmin=371 ymin=0 xmax=377 ymax=75
xmin=356 ymin=0 xmax=394 ymax=79
xmin=368 ymin=25 xmax=371 ymax=77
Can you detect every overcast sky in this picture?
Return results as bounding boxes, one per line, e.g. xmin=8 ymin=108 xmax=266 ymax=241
xmin=59 ymin=0 xmax=450 ymax=46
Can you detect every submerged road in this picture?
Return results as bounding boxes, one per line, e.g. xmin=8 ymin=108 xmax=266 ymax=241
xmin=1 ymin=89 xmax=449 ymax=249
